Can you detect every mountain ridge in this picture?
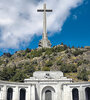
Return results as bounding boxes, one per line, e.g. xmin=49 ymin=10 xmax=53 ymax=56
xmin=0 ymin=44 xmax=90 ymax=82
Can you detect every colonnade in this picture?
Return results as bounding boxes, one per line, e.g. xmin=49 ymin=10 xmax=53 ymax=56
xmin=0 ymin=84 xmax=35 ymax=100
xmin=72 ymin=87 xmax=90 ymax=100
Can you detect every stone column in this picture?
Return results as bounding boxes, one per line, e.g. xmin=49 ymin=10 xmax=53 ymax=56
xmin=70 ymin=90 xmax=72 ymax=100
xmin=26 ymin=86 xmax=31 ymax=100
xmin=12 ymin=86 xmax=19 ymax=100
xmin=82 ymin=87 xmax=86 ymax=100
xmin=0 ymin=87 xmax=2 ymax=100
xmin=79 ymin=86 xmax=84 ymax=100
xmin=30 ymin=85 xmax=35 ymax=100
xmin=2 ymin=85 xmax=7 ymax=100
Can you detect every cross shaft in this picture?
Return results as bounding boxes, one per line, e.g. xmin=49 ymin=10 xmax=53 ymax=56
xmin=37 ymin=4 xmax=52 ymax=39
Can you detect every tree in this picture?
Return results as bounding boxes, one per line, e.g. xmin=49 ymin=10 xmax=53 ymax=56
xmin=77 ymin=68 xmax=88 ymax=81
xmin=11 ymin=71 xmax=26 ymax=82
xmin=42 ymin=67 xmax=50 ymax=71
xmin=72 ymin=49 xmax=83 ymax=56
xmin=45 ymin=61 xmax=53 ymax=67
xmin=25 ymin=48 xmax=31 ymax=53
xmin=60 ymin=64 xmax=77 ymax=73
xmin=0 ymin=66 xmax=16 ymax=81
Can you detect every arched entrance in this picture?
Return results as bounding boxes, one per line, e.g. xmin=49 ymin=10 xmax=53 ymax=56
xmin=85 ymin=87 xmax=90 ymax=100
xmin=20 ymin=88 xmax=26 ymax=100
xmin=42 ymin=86 xmax=55 ymax=100
xmin=72 ymin=88 xmax=79 ymax=100
xmin=7 ymin=88 xmax=13 ymax=100
xmin=45 ymin=90 xmax=52 ymax=100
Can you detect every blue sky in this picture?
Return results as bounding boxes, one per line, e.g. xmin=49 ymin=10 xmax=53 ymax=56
xmin=0 ymin=0 xmax=90 ymax=56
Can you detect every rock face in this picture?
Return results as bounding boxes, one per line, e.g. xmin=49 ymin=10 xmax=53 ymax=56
xmin=0 ymin=45 xmax=90 ymax=82
xmin=83 ymin=51 xmax=90 ymax=61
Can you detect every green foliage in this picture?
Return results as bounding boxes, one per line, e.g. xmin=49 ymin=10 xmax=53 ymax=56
xmin=25 ymin=48 xmax=31 ymax=53
xmin=0 ymin=66 xmax=16 ymax=81
xmin=37 ymin=66 xmax=41 ymax=71
xmin=45 ymin=61 xmax=53 ymax=67
xmin=45 ymin=48 xmax=53 ymax=55
xmin=3 ymin=53 xmax=12 ymax=57
xmin=30 ymin=49 xmax=43 ymax=58
xmin=22 ymin=52 xmax=26 ymax=56
xmin=57 ymin=60 xmax=62 ymax=66
xmin=83 ymin=60 xmax=89 ymax=64
xmin=77 ymin=60 xmax=83 ymax=66
xmin=72 ymin=49 xmax=84 ymax=56
xmin=60 ymin=64 xmax=77 ymax=73
xmin=0 ymin=61 xmax=35 ymax=82
xmin=42 ymin=67 xmax=50 ymax=71
xmin=11 ymin=71 xmax=27 ymax=82
xmin=45 ymin=46 xmax=67 ymax=56
xmin=54 ymin=46 xmax=67 ymax=52
xmin=77 ymin=60 xmax=89 ymax=66
xmin=0 ymin=59 xmax=4 ymax=65
xmin=17 ymin=53 xmax=22 ymax=57
xmin=26 ymin=54 xmax=31 ymax=58
xmin=31 ymin=60 xmax=37 ymax=65
xmin=24 ymin=65 xmax=35 ymax=76
xmin=77 ymin=68 xmax=88 ymax=81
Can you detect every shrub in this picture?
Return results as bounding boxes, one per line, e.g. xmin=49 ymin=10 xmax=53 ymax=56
xmin=45 ymin=48 xmax=53 ymax=55
xmin=45 ymin=61 xmax=53 ymax=67
xmin=42 ymin=67 xmax=50 ymax=71
xmin=3 ymin=53 xmax=12 ymax=57
xmin=60 ymin=64 xmax=77 ymax=73
xmin=77 ymin=60 xmax=83 ymax=66
xmin=24 ymin=65 xmax=35 ymax=76
xmin=25 ymin=48 xmax=31 ymax=53
xmin=83 ymin=60 xmax=89 ymax=64
xmin=17 ymin=53 xmax=21 ymax=57
xmin=22 ymin=52 xmax=26 ymax=56
xmin=0 ymin=59 xmax=4 ymax=65
xmin=11 ymin=71 xmax=27 ymax=82
xmin=72 ymin=49 xmax=83 ymax=56
xmin=77 ymin=68 xmax=88 ymax=81
xmin=30 ymin=49 xmax=42 ymax=58
xmin=26 ymin=54 xmax=30 ymax=58
xmin=57 ymin=60 xmax=62 ymax=66
xmin=0 ymin=66 xmax=16 ymax=81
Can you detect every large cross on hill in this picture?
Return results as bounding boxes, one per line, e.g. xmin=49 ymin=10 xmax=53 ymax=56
xmin=37 ymin=4 xmax=52 ymax=48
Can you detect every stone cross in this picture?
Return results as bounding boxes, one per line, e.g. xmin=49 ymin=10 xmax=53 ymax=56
xmin=37 ymin=3 xmax=52 ymax=40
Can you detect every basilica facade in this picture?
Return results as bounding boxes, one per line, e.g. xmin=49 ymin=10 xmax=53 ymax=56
xmin=0 ymin=71 xmax=90 ymax=100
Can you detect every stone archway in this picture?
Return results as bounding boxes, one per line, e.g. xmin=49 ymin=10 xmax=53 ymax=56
xmin=20 ymin=88 xmax=26 ymax=100
xmin=85 ymin=87 xmax=90 ymax=100
xmin=7 ymin=88 xmax=13 ymax=100
xmin=72 ymin=88 xmax=79 ymax=100
xmin=45 ymin=90 xmax=52 ymax=100
xmin=42 ymin=86 xmax=55 ymax=100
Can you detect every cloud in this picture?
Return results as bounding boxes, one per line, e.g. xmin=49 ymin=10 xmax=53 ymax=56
xmin=0 ymin=0 xmax=83 ymax=48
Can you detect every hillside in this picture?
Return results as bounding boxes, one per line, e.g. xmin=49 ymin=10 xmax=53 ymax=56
xmin=0 ymin=44 xmax=90 ymax=82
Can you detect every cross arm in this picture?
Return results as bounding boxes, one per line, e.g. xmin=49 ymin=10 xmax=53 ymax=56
xmin=46 ymin=10 xmax=53 ymax=12
xmin=37 ymin=10 xmax=44 ymax=12
xmin=37 ymin=9 xmax=53 ymax=12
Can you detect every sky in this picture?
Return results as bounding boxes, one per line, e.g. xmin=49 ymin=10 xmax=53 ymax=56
xmin=0 ymin=0 xmax=90 ymax=56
